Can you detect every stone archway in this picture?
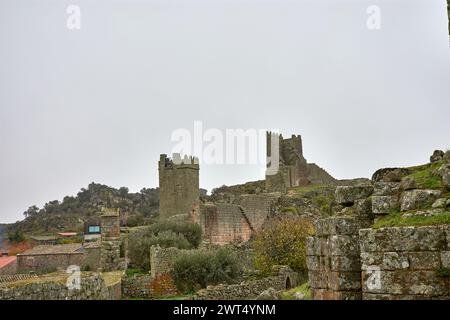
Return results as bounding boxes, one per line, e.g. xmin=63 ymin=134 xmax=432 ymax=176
xmin=285 ymin=276 xmax=292 ymax=290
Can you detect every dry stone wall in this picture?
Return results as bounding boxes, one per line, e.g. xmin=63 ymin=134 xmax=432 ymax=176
xmin=192 ymin=266 xmax=296 ymax=300
xmin=360 ymin=225 xmax=450 ymax=300
xmin=0 ymin=272 xmax=121 ymax=300
xmin=307 ymin=216 xmax=372 ymax=300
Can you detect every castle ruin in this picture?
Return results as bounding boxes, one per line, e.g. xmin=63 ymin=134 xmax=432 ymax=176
xmin=158 ymin=154 xmax=200 ymax=219
xmin=265 ymin=132 xmax=336 ymax=191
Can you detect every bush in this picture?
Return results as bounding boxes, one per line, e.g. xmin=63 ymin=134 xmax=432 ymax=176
xmin=253 ymin=217 xmax=314 ymax=275
xmin=128 ymin=230 xmax=191 ymax=271
xmin=146 ymin=220 xmax=202 ymax=248
xmin=172 ymin=248 xmax=242 ymax=293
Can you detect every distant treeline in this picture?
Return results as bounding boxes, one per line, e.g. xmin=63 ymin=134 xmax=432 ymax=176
xmin=6 ymin=183 xmax=160 ymax=235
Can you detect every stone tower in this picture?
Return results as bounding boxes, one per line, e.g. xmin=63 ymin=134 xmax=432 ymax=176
xmin=158 ymin=154 xmax=200 ymax=219
xmin=266 ymin=132 xmax=309 ymax=191
xmin=100 ymin=208 xmax=125 ymax=272
xmin=265 ymin=132 xmax=336 ymax=191
xmin=448 ymin=0 xmax=450 ymax=44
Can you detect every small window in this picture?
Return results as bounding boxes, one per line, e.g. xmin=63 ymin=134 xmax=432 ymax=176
xmin=88 ymin=225 xmax=100 ymax=233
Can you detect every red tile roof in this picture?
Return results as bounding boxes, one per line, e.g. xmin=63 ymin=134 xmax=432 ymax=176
xmin=0 ymin=256 xmax=16 ymax=269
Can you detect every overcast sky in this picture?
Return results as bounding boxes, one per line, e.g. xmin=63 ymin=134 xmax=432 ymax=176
xmin=1 ymin=0 xmax=449 ymax=223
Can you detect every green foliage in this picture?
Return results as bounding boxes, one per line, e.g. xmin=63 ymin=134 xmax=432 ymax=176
xmin=127 ymin=221 xmax=202 ymax=270
xmin=146 ymin=220 xmax=203 ymax=248
xmin=312 ymin=194 xmax=333 ymax=215
xmin=126 ymin=213 xmax=145 ymax=227
xmin=280 ymin=282 xmax=312 ymax=300
xmin=252 ymin=217 xmax=314 ymax=275
xmin=7 ymin=229 xmax=25 ymax=243
xmin=8 ymin=183 xmax=160 ymax=235
xmin=172 ymin=248 xmax=242 ymax=293
xmin=404 ymin=161 xmax=443 ymax=190
xmin=437 ymin=268 xmax=450 ymax=278
xmin=373 ymin=212 xmax=450 ymax=228
xmin=280 ymin=206 xmax=299 ymax=214
xmin=125 ymin=267 xmax=147 ymax=277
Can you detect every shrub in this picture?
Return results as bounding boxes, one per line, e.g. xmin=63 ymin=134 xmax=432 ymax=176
xmin=128 ymin=230 xmax=191 ymax=271
xmin=172 ymin=248 xmax=242 ymax=293
xmin=146 ymin=220 xmax=202 ymax=248
xmin=252 ymin=217 xmax=314 ymax=275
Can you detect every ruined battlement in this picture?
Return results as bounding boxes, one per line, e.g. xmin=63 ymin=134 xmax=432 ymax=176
xmin=158 ymin=154 xmax=200 ymax=219
xmin=159 ymin=154 xmax=199 ymax=170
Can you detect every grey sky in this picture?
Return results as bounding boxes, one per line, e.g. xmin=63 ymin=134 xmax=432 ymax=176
xmin=1 ymin=0 xmax=449 ymax=223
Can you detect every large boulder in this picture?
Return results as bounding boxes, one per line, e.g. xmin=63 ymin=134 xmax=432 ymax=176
xmin=335 ymin=185 xmax=373 ymax=206
xmin=400 ymin=189 xmax=442 ymax=211
xmin=372 ymin=168 xmax=410 ymax=183
xmin=373 ymin=182 xmax=400 ymax=196
xmin=372 ymin=195 xmax=399 ymax=215
xmin=430 ymin=150 xmax=444 ymax=163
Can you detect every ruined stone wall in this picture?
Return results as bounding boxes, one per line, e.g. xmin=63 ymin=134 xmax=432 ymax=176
xmin=192 ymin=266 xmax=296 ymax=300
xmin=150 ymin=245 xmax=184 ymax=278
xmin=192 ymin=203 xmax=252 ymax=245
xmin=101 ymin=209 xmax=125 ymax=272
xmin=307 ymin=216 xmax=372 ymax=300
xmin=0 ymin=272 xmax=121 ymax=300
xmin=360 ymin=225 xmax=450 ymax=300
xmin=84 ymin=247 xmax=101 ymax=271
xmin=235 ymin=193 xmax=280 ymax=231
xmin=17 ymin=253 xmax=86 ymax=274
xmin=159 ymin=154 xmax=199 ymax=219
xmin=265 ymin=132 xmax=335 ymax=191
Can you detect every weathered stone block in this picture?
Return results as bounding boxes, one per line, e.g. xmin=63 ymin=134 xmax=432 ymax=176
xmin=329 ymin=271 xmax=361 ymax=291
xmin=372 ymin=168 xmax=410 ymax=183
xmin=306 ymin=237 xmax=317 ymax=256
xmin=306 ymin=255 xmax=320 ymax=271
xmin=408 ymin=252 xmax=441 ymax=270
xmin=308 ymin=270 xmax=329 ymax=289
xmin=335 ymin=185 xmax=373 ymax=205
xmin=354 ymin=198 xmax=374 ymax=219
xmin=330 ymin=256 xmax=361 ymax=272
xmin=371 ymin=195 xmax=399 ymax=215
xmin=440 ymin=251 xmax=450 ymax=268
xmin=329 ymin=235 xmax=359 ymax=256
xmin=359 ymin=226 xmax=446 ymax=252
xmin=327 ymin=217 xmax=368 ymax=235
xmin=362 ymin=270 xmax=448 ymax=296
xmin=373 ymin=182 xmax=400 ymax=196
xmin=361 ymin=252 xmax=409 ymax=271
xmin=400 ymin=189 xmax=442 ymax=211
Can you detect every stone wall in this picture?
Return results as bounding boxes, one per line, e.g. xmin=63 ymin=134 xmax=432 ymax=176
xmin=192 ymin=266 xmax=296 ymax=300
xmin=0 ymin=271 xmax=121 ymax=300
xmin=265 ymin=132 xmax=336 ymax=191
xmin=150 ymin=245 xmax=184 ymax=278
xmin=122 ymin=274 xmax=152 ymax=299
xmin=235 ymin=193 xmax=280 ymax=231
xmin=360 ymin=225 xmax=450 ymax=300
xmin=159 ymin=154 xmax=199 ymax=219
xmin=307 ymin=216 xmax=372 ymax=300
xmin=101 ymin=209 xmax=125 ymax=272
xmin=17 ymin=252 xmax=86 ymax=274
xmin=192 ymin=203 xmax=252 ymax=245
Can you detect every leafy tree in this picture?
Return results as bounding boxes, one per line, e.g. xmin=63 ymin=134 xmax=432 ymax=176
xmin=253 ymin=217 xmax=314 ymax=275
xmin=172 ymin=248 xmax=241 ymax=293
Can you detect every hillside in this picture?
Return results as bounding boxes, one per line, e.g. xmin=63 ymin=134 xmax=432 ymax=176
xmin=5 ymin=183 xmax=160 ymax=235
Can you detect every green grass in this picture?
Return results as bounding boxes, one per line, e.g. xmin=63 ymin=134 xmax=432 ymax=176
xmin=125 ymin=268 xmax=147 ymax=277
xmin=280 ymin=282 xmax=311 ymax=300
xmin=373 ymin=212 xmax=450 ymax=229
xmin=280 ymin=206 xmax=299 ymax=214
xmin=404 ymin=161 xmax=444 ymax=190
